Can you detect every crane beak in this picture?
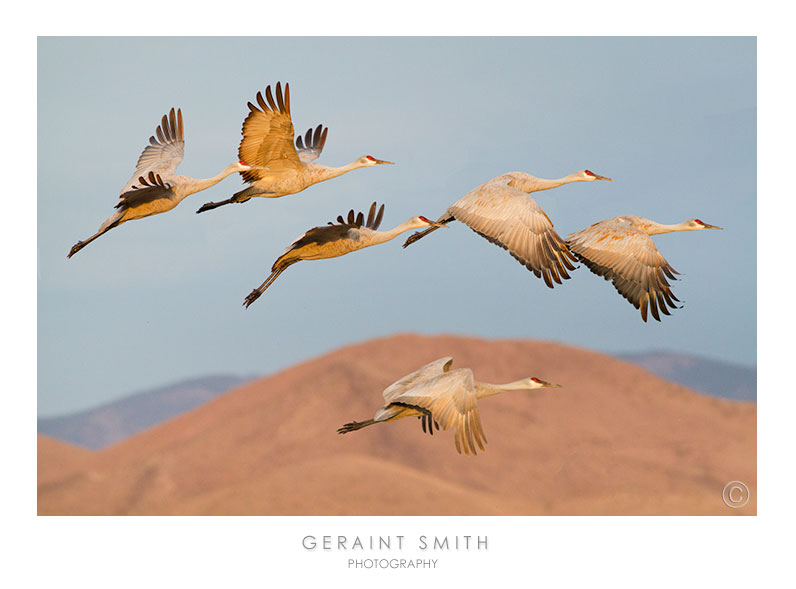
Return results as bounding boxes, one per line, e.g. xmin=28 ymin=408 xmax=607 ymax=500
xmin=536 ymin=380 xmax=563 ymax=388
xmin=431 ymin=221 xmax=449 ymax=228
xmin=375 ymin=159 xmax=394 ymax=165
xmin=703 ymin=223 xmax=723 ymax=230
xmin=595 ymin=174 xmax=613 ymax=182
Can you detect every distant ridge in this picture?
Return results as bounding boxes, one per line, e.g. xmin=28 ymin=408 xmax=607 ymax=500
xmin=618 ymin=351 xmax=756 ymax=402
xmin=38 ymin=375 xmax=253 ymax=449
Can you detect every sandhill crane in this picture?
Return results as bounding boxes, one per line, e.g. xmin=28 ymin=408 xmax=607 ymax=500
xmin=67 ymin=108 xmax=253 ymax=258
xmin=196 ymin=82 xmax=393 ymax=213
xmin=566 ymin=215 xmax=723 ymax=322
xmin=242 ymin=202 xmax=444 ymax=308
xmin=402 ymin=170 xmax=613 ymax=287
xmin=337 ymin=357 xmax=561 ymax=456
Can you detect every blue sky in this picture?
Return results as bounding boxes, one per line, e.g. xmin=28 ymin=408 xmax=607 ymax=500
xmin=37 ymin=37 xmax=755 ymax=416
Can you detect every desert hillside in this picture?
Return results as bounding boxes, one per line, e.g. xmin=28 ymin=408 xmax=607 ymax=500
xmin=37 ymin=334 xmax=756 ymax=515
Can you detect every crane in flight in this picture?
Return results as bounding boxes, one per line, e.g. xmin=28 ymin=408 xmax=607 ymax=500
xmin=243 ymin=202 xmax=444 ymax=308
xmin=337 ymin=356 xmax=562 ymax=456
xmin=196 ymin=82 xmax=393 ymax=213
xmin=566 ymin=215 xmax=723 ymax=321
xmin=402 ymin=170 xmax=613 ymax=288
xmin=68 ymin=108 xmax=253 ymax=258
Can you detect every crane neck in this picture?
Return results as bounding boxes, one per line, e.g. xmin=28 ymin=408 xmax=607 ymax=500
xmin=475 ymin=379 xmax=538 ymax=399
xmin=509 ymin=172 xmax=585 ymax=194
xmin=365 ymin=219 xmax=427 ymax=246
xmin=643 ymin=220 xmax=699 ymax=235
xmin=179 ymin=167 xmax=239 ymax=199
xmin=311 ymin=161 xmax=366 ymax=183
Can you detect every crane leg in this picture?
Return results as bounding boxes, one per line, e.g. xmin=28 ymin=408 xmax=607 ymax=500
xmin=243 ymin=263 xmax=295 ymax=308
xmin=67 ymin=221 xmax=120 ymax=258
xmin=337 ymin=419 xmax=376 ymax=434
xmin=402 ymin=214 xmax=454 ymax=248
xmin=196 ymin=197 xmax=236 ymax=213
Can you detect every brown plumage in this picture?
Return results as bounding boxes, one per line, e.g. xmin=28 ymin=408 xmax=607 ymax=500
xmin=196 ymin=82 xmax=393 ymax=213
xmin=68 ymin=108 xmax=251 ymax=258
xmin=242 ymin=203 xmax=441 ymax=308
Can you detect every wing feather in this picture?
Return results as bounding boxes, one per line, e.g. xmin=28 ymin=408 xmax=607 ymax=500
xmin=566 ymin=218 xmax=682 ymax=322
xmin=448 ymin=179 xmax=577 ymax=288
xmin=238 ymin=82 xmax=301 ymax=182
xmin=389 ymin=369 xmax=486 ymax=456
xmin=381 ymin=357 xmax=454 ymax=403
xmin=116 ymin=171 xmax=173 ymax=210
xmin=120 ymin=108 xmax=184 ymax=196
xmin=296 ymin=124 xmax=329 ymax=163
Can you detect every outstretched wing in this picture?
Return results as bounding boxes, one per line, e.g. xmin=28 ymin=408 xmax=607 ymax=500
xmin=390 ymin=369 xmax=487 ymax=456
xmin=382 ymin=357 xmax=454 ymax=403
xmin=448 ymin=179 xmax=577 ymax=288
xmin=119 ymin=108 xmax=184 ymax=195
xmin=295 ymin=124 xmax=328 ymax=163
xmin=238 ymin=82 xmax=301 ymax=181
xmin=566 ymin=218 xmax=681 ymax=322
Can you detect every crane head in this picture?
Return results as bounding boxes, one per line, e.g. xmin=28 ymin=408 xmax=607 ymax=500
xmin=359 ymin=155 xmax=394 ymax=166
xmin=582 ymin=169 xmax=613 ymax=182
xmin=689 ymin=219 xmax=723 ymax=230
xmin=232 ymin=160 xmax=267 ymax=172
xmin=525 ymin=377 xmax=563 ymax=389
xmin=418 ymin=216 xmax=448 ymax=228
xmin=231 ymin=160 xmax=253 ymax=171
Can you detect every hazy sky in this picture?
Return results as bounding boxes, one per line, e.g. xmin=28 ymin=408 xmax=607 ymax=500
xmin=38 ymin=37 xmax=755 ymax=417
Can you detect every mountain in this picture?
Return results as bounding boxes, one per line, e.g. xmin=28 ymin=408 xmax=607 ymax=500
xmin=618 ymin=351 xmax=756 ymax=402
xmin=37 ymin=436 xmax=93 ymax=485
xmin=38 ymin=375 xmax=252 ymax=449
xmin=37 ymin=334 xmax=756 ymax=516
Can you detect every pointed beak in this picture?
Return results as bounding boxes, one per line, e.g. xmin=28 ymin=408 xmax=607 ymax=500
xmin=538 ymin=380 xmax=563 ymax=388
xmin=430 ymin=221 xmax=449 ymax=228
xmin=703 ymin=223 xmax=723 ymax=230
xmin=375 ymin=159 xmax=394 ymax=165
xmin=249 ymin=165 xmax=269 ymax=170
xmin=595 ymin=174 xmax=613 ymax=182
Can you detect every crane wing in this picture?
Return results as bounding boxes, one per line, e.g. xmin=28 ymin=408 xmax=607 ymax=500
xmin=295 ymin=124 xmax=328 ymax=163
xmin=238 ymin=82 xmax=302 ymax=181
xmin=390 ymin=369 xmax=487 ymax=456
xmin=448 ymin=179 xmax=577 ymax=288
xmin=566 ymin=218 xmax=681 ymax=322
xmin=328 ymin=202 xmax=385 ymax=230
xmin=381 ymin=357 xmax=454 ymax=403
xmin=119 ymin=108 xmax=184 ymax=195
xmin=115 ymin=171 xmax=173 ymax=210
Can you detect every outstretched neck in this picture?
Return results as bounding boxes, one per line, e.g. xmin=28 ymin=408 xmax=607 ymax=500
xmin=312 ymin=161 xmax=365 ymax=183
xmin=509 ymin=172 xmax=584 ymax=194
xmin=365 ymin=220 xmax=426 ymax=246
xmin=181 ymin=167 xmax=239 ymax=199
xmin=475 ymin=379 xmax=536 ymax=399
xmin=644 ymin=220 xmax=699 ymax=235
